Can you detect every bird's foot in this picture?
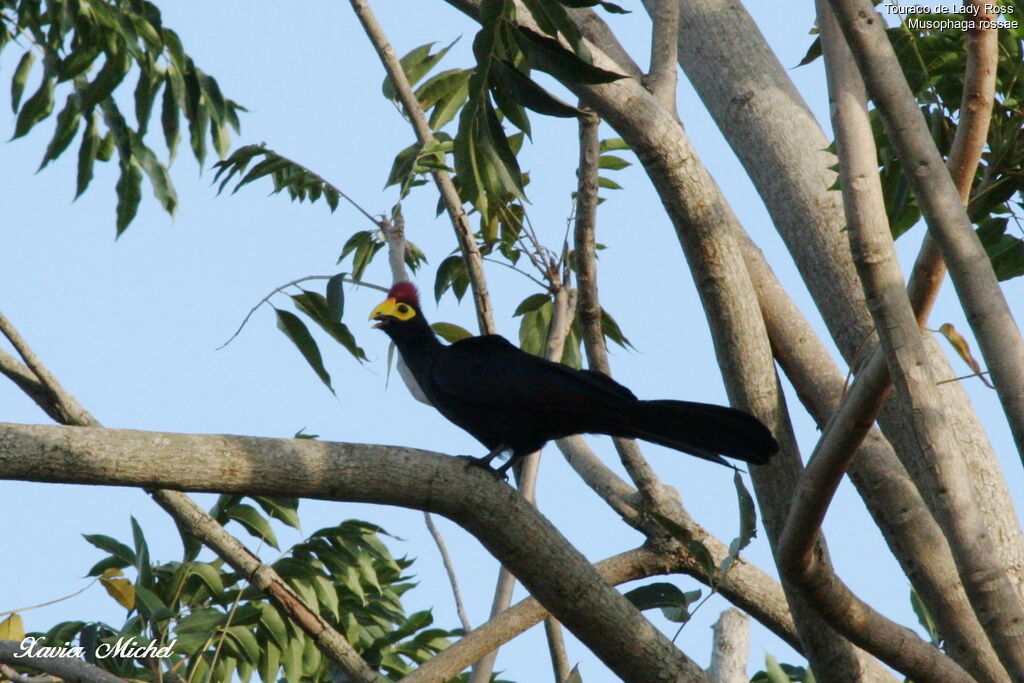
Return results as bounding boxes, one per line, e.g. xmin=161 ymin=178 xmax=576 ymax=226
xmin=456 ymin=445 xmax=515 ymax=481
xmin=456 ymin=455 xmax=509 ymax=480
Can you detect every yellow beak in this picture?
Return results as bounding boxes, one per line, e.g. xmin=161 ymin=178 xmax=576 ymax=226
xmin=369 ymin=297 xmax=400 ymax=327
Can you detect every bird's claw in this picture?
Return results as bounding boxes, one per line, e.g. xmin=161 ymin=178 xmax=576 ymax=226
xmin=456 ymin=455 xmax=510 ymax=481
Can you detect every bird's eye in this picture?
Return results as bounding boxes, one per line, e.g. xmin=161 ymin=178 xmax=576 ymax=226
xmin=397 ymin=304 xmax=409 ymax=314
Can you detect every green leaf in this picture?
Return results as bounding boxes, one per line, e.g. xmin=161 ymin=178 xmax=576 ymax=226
xmin=258 ymin=604 xmax=289 ymax=652
xmin=911 ymin=585 xmax=941 ymax=646
xmin=161 ymin=71 xmax=181 ymax=161
xmin=557 ymin=0 xmax=629 ymax=13
xmin=131 ymin=516 xmax=153 ymax=588
xmin=258 ymin=643 xmax=282 ymax=683
xmin=225 ymin=502 xmax=280 ymax=549
xmin=490 ymin=59 xmax=582 ymax=118
xmin=177 ymin=607 xmax=228 ymax=634
xmin=516 ymin=28 xmax=625 ymax=85
xmin=12 ymin=76 xmax=55 ymax=140
xmin=382 ymin=39 xmax=459 ymax=101
xmin=83 ymin=533 xmax=137 ymax=565
xmin=687 ymin=539 xmax=718 ymax=585
xmin=75 ymin=114 xmax=101 ymax=198
xmin=431 ymin=322 xmax=473 ymax=343
xmin=733 ymin=471 xmax=757 ymax=553
xmin=134 ymin=585 xmax=174 ymax=622
xmin=514 ymin=292 xmax=552 ymax=316
xmin=598 ymin=154 xmax=630 ymax=170
xmin=434 ymin=254 xmax=470 ymax=302
xmin=290 ymin=290 xmax=367 ymax=361
xmin=253 ymin=496 xmax=301 ymax=530
xmin=520 ymin=0 xmax=590 ymax=61
xmin=274 ymin=308 xmax=334 ymax=393
xmin=39 ymin=94 xmax=82 ymax=170
xmin=79 ymin=48 xmax=131 ymax=114
xmin=225 ymin=626 xmax=260 ymax=665
xmin=326 ymin=273 xmax=346 ymax=321
xmin=11 ymin=51 xmax=36 ymax=113
xmin=764 ymin=654 xmax=792 ymax=683
xmin=86 ymin=555 xmax=131 ymax=577
xmin=187 ymin=562 xmax=226 ymax=596
xmin=623 ymin=582 xmax=700 ymax=623
xmin=115 ymin=160 xmax=143 ymax=236
xmin=797 ymin=36 xmax=822 ymax=67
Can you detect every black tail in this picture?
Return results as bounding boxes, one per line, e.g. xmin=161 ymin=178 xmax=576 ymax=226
xmin=625 ymin=400 xmax=778 ymax=466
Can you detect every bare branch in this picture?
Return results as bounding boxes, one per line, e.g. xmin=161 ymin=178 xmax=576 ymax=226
xmin=571 ymin=109 xmax=667 ymax=510
xmin=0 ymin=312 xmax=98 ymax=427
xmin=740 ymin=232 xmax=1008 ymax=681
xmin=644 ymin=0 xmax=680 ymax=114
xmin=0 ymin=349 xmax=66 ymax=425
xmin=423 ymin=512 xmax=472 ymax=633
xmin=708 ymin=609 xmax=749 ymax=683
xmin=543 ymin=618 xmax=572 ymax=683
xmin=0 ymin=641 xmax=123 ymax=683
xmin=348 ymin=0 xmax=496 ymax=335
xmin=409 ymin=545 xmax=795 ymax=683
xmin=0 ymin=662 xmax=61 ymax=683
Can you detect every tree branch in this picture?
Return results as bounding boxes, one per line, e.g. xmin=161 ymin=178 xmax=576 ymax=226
xmin=0 ymin=422 xmax=709 ymax=682
xmin=644 ymin=0 xmax=680 ymax=114
xmin=0 ymin=315 xmax=383 ymax=682
xmin=0 ymin=312 xmax=98 ymax=427
xmin=0 ymin=641 xmax=123 ymax=683
xmin=708 ymin=609 xmax=748 ymax=683
xmin=571 ymin=109 xmax=668 ymax=512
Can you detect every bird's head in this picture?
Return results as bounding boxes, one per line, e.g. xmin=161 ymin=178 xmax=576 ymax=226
xmin=369 ymin=281 xmax=422 ymax=333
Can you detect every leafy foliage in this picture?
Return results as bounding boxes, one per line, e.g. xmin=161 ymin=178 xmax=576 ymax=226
xmin=213 ymin=144 xmax=345 ymax=212
xmin=2 ymin=0 xmax=243 ymax=235
xmin=20 ymin=503 xmax=463 ymax=683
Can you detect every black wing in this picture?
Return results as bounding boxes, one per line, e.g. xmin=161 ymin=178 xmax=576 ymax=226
xmin=430 ymin=335 xmax=636 ymax=410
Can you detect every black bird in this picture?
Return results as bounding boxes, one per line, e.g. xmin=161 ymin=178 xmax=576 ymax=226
xmin=370 ymin=281 xmax=778 ymax=476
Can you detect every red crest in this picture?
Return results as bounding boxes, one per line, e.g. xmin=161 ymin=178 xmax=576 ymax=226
xmin=388 ymin=281 xmax=420 ymax=306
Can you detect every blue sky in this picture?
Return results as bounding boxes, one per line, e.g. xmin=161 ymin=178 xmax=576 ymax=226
xmin=3 ymin=1 xmax=1022 ymax=680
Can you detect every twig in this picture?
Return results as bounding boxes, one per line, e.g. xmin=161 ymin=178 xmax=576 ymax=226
xmin=423 ymin=512 xmax=472 ymax=633
xmin=217 ymin=275 xmax=388 ymax=349
xmin=0 ymin=578 xmax=99 ymax=617
xmin=543 ymin=617 xmax=571 ymax=683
